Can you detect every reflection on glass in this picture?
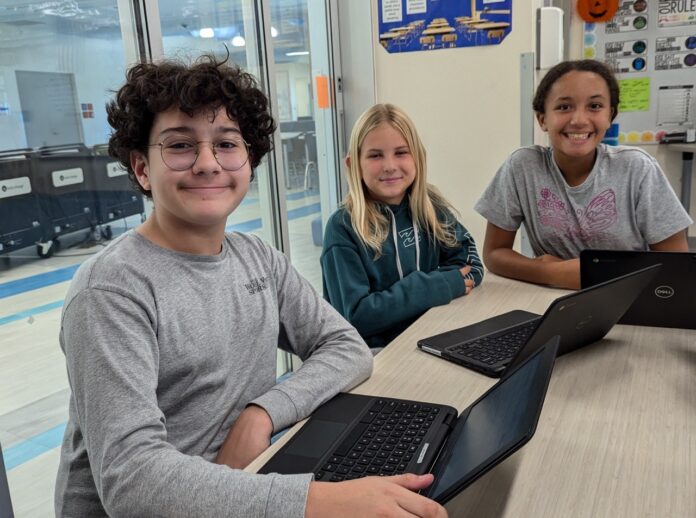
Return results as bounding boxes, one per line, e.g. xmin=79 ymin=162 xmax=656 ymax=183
xmin=0 ymin=1 xmax=138 ymax=261
xmin=271 ymin=0 xmax=338 ymax=292
xmin=0 ymin=6 xmax=135 ymax=514
xmin=0 ymin=1 xmax=126 ymax=151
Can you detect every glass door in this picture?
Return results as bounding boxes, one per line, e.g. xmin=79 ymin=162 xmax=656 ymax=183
xmin=268 ymin=0 xmax=343 ymax=291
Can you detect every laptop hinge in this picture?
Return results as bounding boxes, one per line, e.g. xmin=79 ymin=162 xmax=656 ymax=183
xmin=443 ymin=412 xmax=456 ymax=427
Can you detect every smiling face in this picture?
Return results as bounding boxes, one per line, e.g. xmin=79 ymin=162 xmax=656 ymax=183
xmin=536 ymin=70 xmax=613 ymax=179
xmin=131 ymin=106 xmax=251 ymax=236
xmin=577 ymin=0 xmax=619 ymax=22
xmin=357 ymin=122 xmax=417 ymax=205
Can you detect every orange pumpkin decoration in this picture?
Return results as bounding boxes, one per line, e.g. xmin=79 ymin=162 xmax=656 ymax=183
xmin=577 ymin=0 xmax=619 ymax=23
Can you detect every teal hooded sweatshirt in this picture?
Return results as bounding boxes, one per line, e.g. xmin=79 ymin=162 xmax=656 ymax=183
xmin=321 ymin=197 xmax=484 ymax=348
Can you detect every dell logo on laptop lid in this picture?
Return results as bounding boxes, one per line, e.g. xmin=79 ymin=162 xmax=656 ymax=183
xmin=654 ymin=286 xmax=675 ymax=299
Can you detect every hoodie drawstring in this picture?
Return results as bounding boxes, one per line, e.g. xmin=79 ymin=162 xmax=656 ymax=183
xmin=387 ymin=207 xmax=420 ymax=280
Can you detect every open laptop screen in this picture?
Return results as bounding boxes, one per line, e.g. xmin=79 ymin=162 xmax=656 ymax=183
xmin=426 ymin=339 xmax=556 ymax=502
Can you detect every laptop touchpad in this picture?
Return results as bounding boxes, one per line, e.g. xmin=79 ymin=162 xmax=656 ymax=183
xmin=284 ymin=419 xmax=347 ymax=458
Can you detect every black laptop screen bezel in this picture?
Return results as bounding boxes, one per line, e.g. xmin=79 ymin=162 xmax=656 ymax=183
xmin=422 ymin=337 xmax=559 ymax=504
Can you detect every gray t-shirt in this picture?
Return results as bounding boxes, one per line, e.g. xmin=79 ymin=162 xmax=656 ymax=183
xmin=55 ymin=230 xmax=373 ymax=518
xmin=475 ymin=144 xmax=693 ymax=259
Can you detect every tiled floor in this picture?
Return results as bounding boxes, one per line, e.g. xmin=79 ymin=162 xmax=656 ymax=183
xmin=0 ymin=189 xmax=322 ymax=517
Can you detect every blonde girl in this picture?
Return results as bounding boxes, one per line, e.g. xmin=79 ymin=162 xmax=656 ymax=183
xmin=321 ymin=103 xmax=483 ymax=349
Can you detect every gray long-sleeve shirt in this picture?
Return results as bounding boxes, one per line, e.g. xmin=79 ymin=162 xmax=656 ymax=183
xmin=55 ymin=230 xmax=373 ymax=517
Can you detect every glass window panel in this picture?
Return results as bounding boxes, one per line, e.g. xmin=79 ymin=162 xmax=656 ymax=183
xmin=0 ymin=2 xmax=137 ymax=515
xmin=271 ymin=0 xmax=341 ymax=292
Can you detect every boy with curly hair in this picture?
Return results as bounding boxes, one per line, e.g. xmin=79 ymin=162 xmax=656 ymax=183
xmin=55 ymin=55 xmax=447 ymax=518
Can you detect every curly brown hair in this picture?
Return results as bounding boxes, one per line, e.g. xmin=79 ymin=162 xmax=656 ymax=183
xmin=532 ymin=59 xmax=620 ymax=122
xmin=107 ymin=54 xmax=276 ymax=197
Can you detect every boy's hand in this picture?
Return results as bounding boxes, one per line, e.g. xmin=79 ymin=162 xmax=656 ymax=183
xmin=306 ymin=473 xmax=447 ymax=518
xmin=215 ymin=405 xmax=274 ymax=469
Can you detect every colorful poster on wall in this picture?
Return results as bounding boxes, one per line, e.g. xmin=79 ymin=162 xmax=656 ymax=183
xmin=377 ymin=0 xmax=512 ymax=54
xmin=584 ymin=0 xmax=696 ymax=144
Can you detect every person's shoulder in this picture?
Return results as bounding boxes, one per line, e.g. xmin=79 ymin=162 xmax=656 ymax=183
xmin=225 ymin=231 xmax=276 ymax=259
xmin=65 ymin=231 xmax=149 ymax=304
xmin=224 ymin=232 xmax=294 ymax=281
xmin=601 ymin=144 xmax=656 ymax=164
xmin=74 ymin=231 xmax=138 ymax=282
xmin=504 ymin=145 xmax=549 ymax=169
xmin=323 ymin=207 xmax=355 ymax=243
xmin=509 ymin=144 xmax=548 ymax=160
xmin=226 ymin=230 xmax=265 ymax=247
xmin=320 ymin=207 xmax=366 ymax=257
xmin=599 ymin=144 xmax=659 ymax=175
xmin=326 ymin=206 xmax=352 ymax=227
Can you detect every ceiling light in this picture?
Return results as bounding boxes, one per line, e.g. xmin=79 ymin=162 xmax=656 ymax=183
xmin=232 ymin=35 xmax=246 ymax=47
xmin=285 ymin=51 xmax=309 ymax=56
xmin=199 ymin=27 xmax=214 ymax=38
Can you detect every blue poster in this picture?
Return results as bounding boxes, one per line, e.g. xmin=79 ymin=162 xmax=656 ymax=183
xmin=378 ymin=0 xmax=512 ymax=53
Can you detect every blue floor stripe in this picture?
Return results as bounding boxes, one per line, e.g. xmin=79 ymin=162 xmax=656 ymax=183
xmin=0 ymin=300 xmax=64 ymax=326
xmin=4 ymin=423 xmax=66 ymax=471
xmin=225 ymin=203 xmax=320 ymax=233
xmin=0 ymin=264 xmax=79 ymax=299
xmin=287 ymin=190 xmax=319 ymax=201
xmin=288 ymin=203 xmax=320 ymax=219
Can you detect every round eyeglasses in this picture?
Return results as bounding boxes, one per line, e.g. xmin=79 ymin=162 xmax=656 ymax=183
xmin=149 ymin=135 xmax=250 ymax=172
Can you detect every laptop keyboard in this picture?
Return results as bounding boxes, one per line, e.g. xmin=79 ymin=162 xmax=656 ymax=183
xmin=314 ymin=399 xmax=441 ymax=482
xmin=447 ymin=320 xmax=538 ymax=366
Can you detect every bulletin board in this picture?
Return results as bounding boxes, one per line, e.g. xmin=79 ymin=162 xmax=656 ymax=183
xmin=377 ymin=0 xmax=512 ymax=54
xmin=583 ymin=0 xmax=696 ymax=144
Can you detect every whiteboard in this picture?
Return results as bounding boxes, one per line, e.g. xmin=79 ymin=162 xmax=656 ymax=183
xmin=15 ymin=70 xmax=83 ymax=148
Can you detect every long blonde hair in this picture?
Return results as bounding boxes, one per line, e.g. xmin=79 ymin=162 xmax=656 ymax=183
xmin=344 ymin=103 xmax=459 ymax=257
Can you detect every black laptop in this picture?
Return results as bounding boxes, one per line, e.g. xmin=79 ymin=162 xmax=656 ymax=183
xmin=1 ymin=442 xmax=15 ymax=518
xmin=259 ymin=337 xmax=558 ymax=505
xmin=581 ymin=250 xmax=696 ymax=330
xmin=417 ymin=264 xmax=661 ymax=378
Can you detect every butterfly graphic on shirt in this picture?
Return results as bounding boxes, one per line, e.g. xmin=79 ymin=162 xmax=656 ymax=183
xmin=537 ymin=187 xmax=618 ymax=241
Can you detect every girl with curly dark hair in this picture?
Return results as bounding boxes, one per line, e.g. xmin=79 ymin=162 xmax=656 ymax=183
xmin=475 ymin=59 xmax=691 ymax=290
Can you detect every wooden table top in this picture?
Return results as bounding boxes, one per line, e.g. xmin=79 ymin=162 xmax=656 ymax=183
xmin=248 ymin=273 xmax=696 ymax=517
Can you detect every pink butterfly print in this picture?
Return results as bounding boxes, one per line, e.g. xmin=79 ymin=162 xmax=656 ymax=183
xmin=537 ymin=188 xmax=617 ymax=240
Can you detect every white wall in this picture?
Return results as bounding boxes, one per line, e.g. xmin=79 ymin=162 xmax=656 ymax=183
xmin=370 ymin=2 xmax=540 ymax=245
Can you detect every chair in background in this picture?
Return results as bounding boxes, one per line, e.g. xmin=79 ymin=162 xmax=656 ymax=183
xmin=487 ymin=28 xmax=506 ymax=42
